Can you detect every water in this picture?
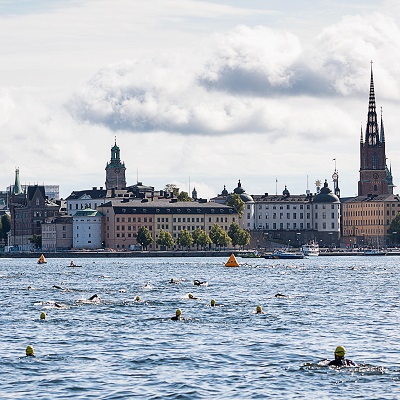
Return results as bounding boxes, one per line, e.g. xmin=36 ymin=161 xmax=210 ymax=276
xmin=0 ymin=256 xmax=399 ymax=399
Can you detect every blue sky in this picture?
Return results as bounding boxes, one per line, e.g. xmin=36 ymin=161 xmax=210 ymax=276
xmin=1 ymin=0 xmax=400 ymax=199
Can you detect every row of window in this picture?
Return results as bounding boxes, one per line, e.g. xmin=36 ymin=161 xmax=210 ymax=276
xmin=258 ymin=222 xmax=336 ymax=230
xmin=259 ymin=212 xmax=337 ymax=220
xmin=344 ymin=210 xmax=397 ymax=217
xmin=256 ymin=204 xmax=337 ymax=210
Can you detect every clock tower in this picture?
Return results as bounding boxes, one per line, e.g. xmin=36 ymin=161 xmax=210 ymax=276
xmin=105 ymin=139 xmax=127 ymax=190
xmin=358 ymin=63 xmax=394 ymax=196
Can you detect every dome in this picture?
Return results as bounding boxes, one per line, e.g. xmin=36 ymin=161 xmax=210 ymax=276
xmin=221 ymin=185 xmax=228 ymax=197
xmin=313 ymin=180 xmax=339 ymax=203
xmin=226 ymin=180 xmax=253 ymax=203
xmin=282 ymin=186 xmax=290 ymax=197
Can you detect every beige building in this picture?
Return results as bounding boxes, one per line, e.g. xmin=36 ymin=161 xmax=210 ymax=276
xmin=98 ymin=199 xmax=238 ymax=250
xmin=42 ymin=216 xmax=73 ymax=251
xmin=342 ymin=194 xmax=400 ymax=247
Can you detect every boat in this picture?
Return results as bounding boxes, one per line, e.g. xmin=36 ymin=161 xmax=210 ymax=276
xmin=363 ymin=249 xmax=387 ymax=256
xmin=37 ymin=254 xmax=47 ymax=264
xmin=225 ymin=253 xmax=240 ymax=267
xmin=265 ymin=249 xmax=305 ymax=259
xmin=302 ymin=242 xmax=320 ymax=256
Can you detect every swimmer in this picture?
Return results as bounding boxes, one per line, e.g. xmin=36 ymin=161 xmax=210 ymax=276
xmin=70 ymin=261 xmax=75 ymax=267
xmin=171 ymin=309 xmax=184 ymax=321
xmin=193 ymin=280 xmax=208 ymax=287
xmin=135 ymin=295 xmax=141 ymax=302
xmin=40 ymin=312 xmax=46 ymax=320
xmin=88 ymin=294 xmax=100 ymax=301
xmin=26 ymin=345 xmax=35 ymax=357
xmin=169 ymin=278 xmax=178 ymax=284
xmin=275 ymin=293 xmax=286 ymax=298
xmin=256 ymin=305 xmax=265 ymax=314
xmin=328 ymin=346 xmax=356 ymax=367
xmin=54 ymin=302 xmax=63 ymax=308
xmin=188 ymin=293 xmax=199 ymax=300
xmin=52 ymin=285 xmax=63 ymax=290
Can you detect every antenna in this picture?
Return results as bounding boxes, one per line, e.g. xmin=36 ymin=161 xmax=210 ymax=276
xmin=275 ymin=178 xmax=278 ymax=195
xmin=137 ymin=168 xmax=138 ymax=184
xmin=189 ymin=176 xmax=191 ymax=195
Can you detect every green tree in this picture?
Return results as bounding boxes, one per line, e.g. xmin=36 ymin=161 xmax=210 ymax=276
xmin=196 ymin=230 xmax=212 ymax=250
xmin=226 ymin=194 xmax=245 ymax=218
xmin=388 ymin=213 xmax=400 ymax=244
xmin=209 ymin=224 xmax=231 ymax=249
xmin=1 ymin=214 xmax=10 ymax=242
xmin=177 ymin=191 xmax=191 ymax=202
xmin=228 ymin=222 xmax=242 ymax=247
xmin=156 ymin=230 xmax=175 ymax=249
xmin=237 ymin=229 xmax=251 ymax=249
xmin=29 ymin=234 xmax=42 ymax=249
xmin=228 ymin=222 xmax=251 ymax=249
xmin=164 ymin=184 xmax=179 ymax=197
xmin=136 ymin=226 xmax=153 ymax=250
xmin=177 ymin=229 xmax=194 ymax=250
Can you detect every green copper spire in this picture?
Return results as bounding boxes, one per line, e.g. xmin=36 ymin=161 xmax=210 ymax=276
xmin=13 ymin=168 xmax=23 ymax=195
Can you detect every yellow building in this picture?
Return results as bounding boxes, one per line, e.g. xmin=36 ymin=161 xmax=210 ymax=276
xmin=342 ymin=194 xmax=400 ymax=247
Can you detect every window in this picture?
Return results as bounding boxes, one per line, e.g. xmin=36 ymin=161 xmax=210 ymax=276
xmin=293 ymin=213 xmax=296 ymax=219
xmin=287 ymin=213 xmax=290 ymax=219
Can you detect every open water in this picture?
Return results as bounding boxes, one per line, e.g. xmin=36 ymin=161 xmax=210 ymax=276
xmin=0 ymin=256 xmax=399 ymax=399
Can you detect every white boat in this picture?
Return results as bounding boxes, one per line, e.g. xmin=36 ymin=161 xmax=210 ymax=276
xmin=302 ymin=243 xmax=320 ymax=256
xmin=265 ymin=249 xmax=305 ymax=259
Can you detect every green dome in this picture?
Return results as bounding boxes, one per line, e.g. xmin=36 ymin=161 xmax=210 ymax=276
xmin=313 ymin=180 xmax=339 ymax=203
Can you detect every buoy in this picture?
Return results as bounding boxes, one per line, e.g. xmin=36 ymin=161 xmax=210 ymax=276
xmin=26 ymin=345 xmax=35 ymax=356
xmin=40 ymin=312 xmax=46 ymax=320
xmin=225 ymin=253 xmax=239 ymax=267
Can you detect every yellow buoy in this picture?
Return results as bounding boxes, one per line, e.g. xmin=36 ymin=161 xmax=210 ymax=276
xmin=225 ymin=253 xmax=239 ymax=267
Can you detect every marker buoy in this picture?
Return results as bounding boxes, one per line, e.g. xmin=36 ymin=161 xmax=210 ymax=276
xmin=225 ymin=253 xmax=239 ymax=267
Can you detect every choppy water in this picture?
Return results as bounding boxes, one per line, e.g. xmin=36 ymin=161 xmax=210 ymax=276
xmin=0 ymin=256 xmax=399 ymax=399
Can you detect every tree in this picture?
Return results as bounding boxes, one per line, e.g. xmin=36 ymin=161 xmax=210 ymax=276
xmin=1 ymin=214 xmax=10 ymax=243
xmin=388 ymin=213 xmax=400 ymax=244
xmin=29 ymin=234 xmax=42 ymax=249
xmin=156 ymin=230 xmax=175 ymax=249
xmin=226 ymin=194 xmax=245 ymax=218
xmin=177 ymin=229 xmax=194 ymax=250
xmin=136 ymin=226 xmax=153 ymax=250
xmin=177 ymin=191 xmax=191 ymax=202
xmin=228 ymin=222 xmax=251 ymax=249
xmin=228 ymin=222 xmax=242 ymax=247
xmin=164 ymin=184 xmax=179 ymax=197
xmin=196 ymin=230 xmax=212 ymax=250
xmin=209 ymin=224 xmax=231 ymax=249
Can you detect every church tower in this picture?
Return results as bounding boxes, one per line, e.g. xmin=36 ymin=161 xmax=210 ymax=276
xmin=358 ymin=63 xmax=394 ymax=196
xmin=105 ymin=139 xmax=126 ymax=190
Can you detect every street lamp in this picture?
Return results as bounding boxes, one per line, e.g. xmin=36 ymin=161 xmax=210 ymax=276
xmin=296 ymin=232 xmax=301 ymax=249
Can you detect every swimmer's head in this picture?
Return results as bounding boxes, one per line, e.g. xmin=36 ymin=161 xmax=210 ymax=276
xmin=40 ymin=312 xmax=46 ymax=320
xmin=211 ymin=299 xmax=216 ymax=307
xmin=170 ymin=278 xmax=174 ymax=283
xmin=256 ymin=305 xmax=262 ymax=313
xmin=188 ymin=293 xmax=194 ymax=299
xmin=176 ymin=309 xmax=182 ymax=317
xmin=334 ymin=346 xmax=346 ymax=357
xmin=26 ymin=345 xmax=34 ymax=356
xmin=135 ymin=296 xmax=140 ymax=301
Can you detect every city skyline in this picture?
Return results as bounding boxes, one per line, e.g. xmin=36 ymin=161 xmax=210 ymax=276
xmin=2 ymin=0 xmax=400 ymax=199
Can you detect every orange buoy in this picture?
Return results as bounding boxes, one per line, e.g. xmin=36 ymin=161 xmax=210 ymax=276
xmin=225 ymin=253 xmax=239 ymax=267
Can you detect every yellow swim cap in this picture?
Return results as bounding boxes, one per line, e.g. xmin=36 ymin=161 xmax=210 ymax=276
xmin=26 ymin=345 xmax=34 ymax=356
xmin=176 ymin=309 xmax=182 ymax=316
xmin=211 ymin=299 xmax=216 ymax=306
xmin=256 ymin=305 xmax=262 ymax=313
xmin=188 ymin=293 xmax=194 ymax=299
xmin=40 ymin=312 xmax=46 ymax=320
xmin=334 ymin=346 xmax=346 ymax=357
xmin=135 ymin=296 xmax=140 ymax=301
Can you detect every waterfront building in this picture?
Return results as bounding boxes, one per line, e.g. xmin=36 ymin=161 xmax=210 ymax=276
xmin=253 ymin=181 xmax=340 ymax=247
xmin=342 ymin=194 xmax=400 ymax=247
xmin=42 ymin=216 xmax=73 ymax=251
xmin=66 ymin=187 xmax=108 ymax=216
xmin=10 ymin=185 xmax=60 ymax=251
xmin=98 ymin=199 xmax=238 ymax=250
xmin=73 ymin=209 xmax=103 ymax=249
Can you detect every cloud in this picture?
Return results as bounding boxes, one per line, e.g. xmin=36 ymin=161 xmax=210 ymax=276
xmin=68 ymin=13 xmax=400 ymax=138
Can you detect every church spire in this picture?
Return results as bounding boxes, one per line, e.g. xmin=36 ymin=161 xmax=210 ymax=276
xmin=360 ymin=123 xmax=363 ymax=143
xmin=380 ymin=107 xmax=385 ymax=143
xmin=365 ymin=61 xmax=380 ymax=146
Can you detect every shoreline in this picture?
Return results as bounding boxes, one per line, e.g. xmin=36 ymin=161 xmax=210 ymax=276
xmin=1 ymin=250 xmax=400 ymax=258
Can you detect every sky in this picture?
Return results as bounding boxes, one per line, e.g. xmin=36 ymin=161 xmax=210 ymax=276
xmin=2 ymin=0 xmax=400 ymax=200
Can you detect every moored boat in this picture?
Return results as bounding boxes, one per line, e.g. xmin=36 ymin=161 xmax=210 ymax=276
xmin=363 ymin=249 xmax=387 ymax=256
xmin=302 ymin=242 xmax=320 ymax=256
xmin=265 ymin=250 xmax=304 ymax=259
